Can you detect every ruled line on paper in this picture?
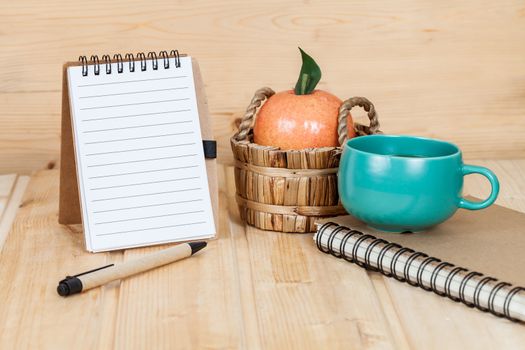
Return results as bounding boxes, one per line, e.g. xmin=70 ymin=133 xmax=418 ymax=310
xmin=84 ymin=131 xmax=194 ymax=145
xmin=85 ymin=143 xmax=195 ymax=156
xmin=94 ymin=210 xmax=205 ymax=225
xmin=82 ymin=109 xmax=191 ymax=122
xmin=87 ymin=154 xmax=197 ymax=168
xmin=80 ymin=87 xmax=189 ymax=99
xmin=78 ymin=76 xmax=187 ymax=88
xmin=97 ymin=221 xmax=207 ymax=237
xmin=92 ymin=199 xmax=204 ymax=213
xmin=90 ymin=177 xmax=199 ymax=190
xmin=88 ymin=165 xmax=199 ymax=179
xmin=83 ymin=121 xmax=192 ymax=133
xmin=92 ymin=188 xmax=201 ymax=202
xmin=80 ymin=98 xmax=190 ymax=110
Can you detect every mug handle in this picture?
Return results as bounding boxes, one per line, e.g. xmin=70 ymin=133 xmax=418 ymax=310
xmin=458 ymin=164 xmax=500 ymax=210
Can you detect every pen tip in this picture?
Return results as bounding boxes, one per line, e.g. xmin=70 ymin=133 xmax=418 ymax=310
xmin=189 ymin=241 xmax=207 ymax=255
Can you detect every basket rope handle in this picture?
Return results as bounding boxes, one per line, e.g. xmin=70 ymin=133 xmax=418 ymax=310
xmin=337 ymin=97 xmax=381 ymax=146
xmin=234 ymin=87 xmax=275 ymax=141
xmin=234 ymin=88 xmax=381 ymax=145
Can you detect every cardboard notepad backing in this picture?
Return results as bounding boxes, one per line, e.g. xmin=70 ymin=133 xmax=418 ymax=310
xmin=58 ymin=57 xmax=219 ymax=243
xmin=323 ymin=200 xmax=525 ymax=286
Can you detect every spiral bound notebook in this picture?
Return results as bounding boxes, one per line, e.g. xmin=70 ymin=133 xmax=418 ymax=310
xmin=315 ymin=201 xmax=525 ymax=323
xmin=59 ymin=51 xmax=218 ymax=252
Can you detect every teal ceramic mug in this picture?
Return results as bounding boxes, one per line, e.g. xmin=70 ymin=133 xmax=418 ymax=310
xmin=338 ymin=135 xmax=499 ymax=232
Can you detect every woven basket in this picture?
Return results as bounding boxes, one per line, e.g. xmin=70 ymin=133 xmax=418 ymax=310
xmin=231 ymin=87 xmax=381 ymax=233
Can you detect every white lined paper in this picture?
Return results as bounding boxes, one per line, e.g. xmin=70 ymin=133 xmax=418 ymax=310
xmin=67 ymin=56 xmax=215 ymax=252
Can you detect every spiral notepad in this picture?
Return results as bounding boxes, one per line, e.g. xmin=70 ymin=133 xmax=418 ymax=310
xmin=315 ymin=202 xmax=525 ymax=323
xmin=61 ymin=51 xmax=216 ymax=252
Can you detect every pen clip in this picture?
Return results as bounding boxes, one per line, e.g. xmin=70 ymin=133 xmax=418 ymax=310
xmin=74 ymin=263 xmax=114 ymax=278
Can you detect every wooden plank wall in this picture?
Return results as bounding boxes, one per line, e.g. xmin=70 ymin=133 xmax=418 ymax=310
xmin=1 ymin=0 xmax=524 ymax=174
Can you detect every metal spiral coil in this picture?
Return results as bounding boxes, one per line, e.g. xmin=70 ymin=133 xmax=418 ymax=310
xmin=101 ymin=55 xmax=111 ymax=74
xmin=89 ymin=55 xmax=100 ymax=75
xmin=147 ymin=51 xmax=158 ymax=70
xmin=125 ymin=53 xmax=135 ymax=72
xmin=170 ymin=49 xmax=181 ymax=68
xmin=113 ymin=54 xmax=123 ymax=73
xmin=159 ymin=50 xmax=169 ymax=69
xmin=78 ymin=50 xmax=182 ymax=76
xmin=137 ymin=52 xmax=146 ymax=71
xmin=79 ymin=56 xmax=88 ymax=76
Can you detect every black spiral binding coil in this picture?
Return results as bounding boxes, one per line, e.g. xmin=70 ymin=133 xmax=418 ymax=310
xmin=390 ymin=247 xmax=414 ymax=282
xmin=459 ymin=271 xmax=482 ymax=307
xmin=504 ymin=286 xmax=525 ymax=319
xmin=352 ymin=234 xmax=376 ymax=269
xmin=125 ymin=53 xmax=135 ymax=72
xmin=316 ymin=222 xmax=524 ymax=322
xmin=159 ymin=50 xmax=169 ymax=69
xmin=430 ymin=262 xmax=453 ymax=296
xmin=417 ymin=257 xmax=441 ymax=291
xmin=147 ymin=52 xmax=158 ymax=70
xmin=341 ymin=230 xmax=362 ymax=264
xmin=444 ymin=266 xmax=468 ymax=302
xmin=364 ymin=238 xmax=387 ymax=272
xmin=377 ymin=243 xmax=401 ymax=277
xmin=78 ymin=50 xmax=182 ymax=76
xmin=404 ymin=252 xmax=428 ymax=286
xmin=473 ymin=276 xmax=497 ymax=311
xmin=79 ymin=56 xmax=88 ymax=76
xmin=327 ymin=226 xmax=347 ymax=258
xmin=101 ymin=55 xmax=111 ymax=74
xmin=113 ymin=54 xmax=123 ymax=73
xmin=137 ymin=52 xmax=147 ymax=71
xmin=90 ymin=55 xmax=100 ymax=75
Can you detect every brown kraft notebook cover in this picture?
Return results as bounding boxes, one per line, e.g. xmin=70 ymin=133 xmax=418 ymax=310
xmin=323 ymin=201 xmax=525 ymax=286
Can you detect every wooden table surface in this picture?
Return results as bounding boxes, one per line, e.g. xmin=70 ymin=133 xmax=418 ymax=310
xmin=1 ymin=1 xmax=525 ymax=348
xmin=0 ymin=161 xmax=524 ymax=349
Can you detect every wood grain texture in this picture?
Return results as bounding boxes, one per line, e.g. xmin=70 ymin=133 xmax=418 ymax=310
xmin=0 ymin=161 xmax=524 ymax=349
xmin=0 ymin=175 xmax=29 ymax=248
xmin=0 ymin=169 xmax=245 ymax=349
xmin=0 ymin=175 xmax=17 ymax=219
xmin=0 ymin=171 xmax=111 ymax=348
xmin=1 ymin=0 xmax=525 ymax=174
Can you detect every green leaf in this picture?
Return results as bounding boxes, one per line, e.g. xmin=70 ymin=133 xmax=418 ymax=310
xmin=294 ymin=47 xmax=322 ymax=95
